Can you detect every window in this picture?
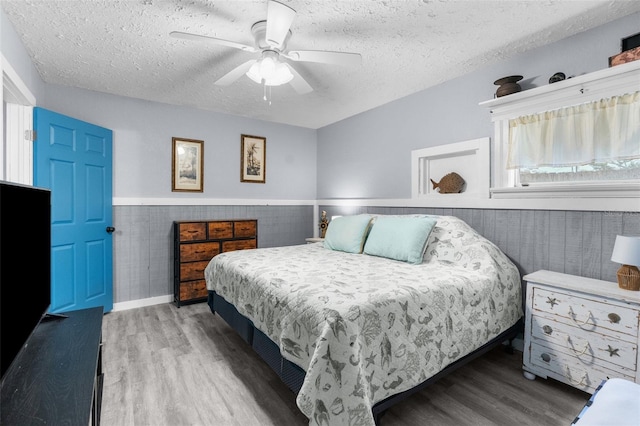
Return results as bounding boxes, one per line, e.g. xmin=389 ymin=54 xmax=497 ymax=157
xmin=509 ymin=91 xmax=640 ymax=185
xmin=480 ymin=61 xmax=640 ymax=200
xmin=519 ymin=159 xmax=640 ymax=185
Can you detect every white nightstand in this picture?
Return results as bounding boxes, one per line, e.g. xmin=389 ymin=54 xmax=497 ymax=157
xmin=522 ymin=270 xmax=640 ymax=394
xmin=305 ymin=237 xmax=324 ymax=244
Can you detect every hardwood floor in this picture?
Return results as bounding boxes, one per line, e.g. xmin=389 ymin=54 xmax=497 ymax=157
xmin=101 ymin=302 xmax=590 ymax=426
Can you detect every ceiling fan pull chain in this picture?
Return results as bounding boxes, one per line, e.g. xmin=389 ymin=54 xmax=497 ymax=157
xmin=262 ymin=83 xmax=273 ymax=106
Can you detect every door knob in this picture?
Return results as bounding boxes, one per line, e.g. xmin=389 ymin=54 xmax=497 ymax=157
xmin=106 ymin=226 xmax=115 ymax=233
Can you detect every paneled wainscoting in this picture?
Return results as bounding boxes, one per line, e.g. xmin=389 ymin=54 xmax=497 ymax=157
xmin=111 ymin=204 xmax=637 ymax=308
xmin=319 ymin=206 xmax=640 ymax=283
xmin=112 ymin=205 xmax=313 ymax=305
xmin=100 ymin=302 xmax=589 ymax=426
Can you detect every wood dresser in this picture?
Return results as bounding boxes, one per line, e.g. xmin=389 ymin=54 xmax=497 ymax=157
xmin=173 ymin=219 xmax=257 ymax=307
xmin=523 ymin=270 xmax=640 ymax=394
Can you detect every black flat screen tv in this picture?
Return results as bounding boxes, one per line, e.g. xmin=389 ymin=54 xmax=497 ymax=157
xmin=0 ymin=180 xmax=52 ymax=381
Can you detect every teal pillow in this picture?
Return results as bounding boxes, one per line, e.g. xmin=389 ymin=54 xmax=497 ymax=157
xmin=323 ymin=214 xmax=373 ymax=254
xmin=363 ymin=216 xmax=437 ymax=264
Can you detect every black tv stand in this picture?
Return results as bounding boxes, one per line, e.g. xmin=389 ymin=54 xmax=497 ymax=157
xmin=0 ymin=307 xmax=104 ymax=425
xmin=41 ymin=312 xmax=69 ymax=321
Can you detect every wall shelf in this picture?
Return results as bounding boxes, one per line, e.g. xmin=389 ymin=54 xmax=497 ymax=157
xmin=411 ymin=137 xmax=490 ymax=201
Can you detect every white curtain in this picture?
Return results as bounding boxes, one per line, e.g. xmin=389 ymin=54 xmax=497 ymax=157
xmin=507 ymin=91 xmax=640 ymax=169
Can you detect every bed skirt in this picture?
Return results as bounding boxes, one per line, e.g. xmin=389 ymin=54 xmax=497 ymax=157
xmin=208 ymin=290 xmax=522 ymax=424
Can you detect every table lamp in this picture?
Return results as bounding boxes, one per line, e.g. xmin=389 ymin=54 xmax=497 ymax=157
xmin=611 ymin=235 xmax=640 ymax=291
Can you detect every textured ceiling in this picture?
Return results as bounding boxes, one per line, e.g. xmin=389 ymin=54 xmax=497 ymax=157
xmin=3 ymin=1 xmax=639 ymax=129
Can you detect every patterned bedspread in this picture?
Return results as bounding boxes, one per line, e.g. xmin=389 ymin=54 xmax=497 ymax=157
xmin=204 ymin=216 xmax=523 ymax=426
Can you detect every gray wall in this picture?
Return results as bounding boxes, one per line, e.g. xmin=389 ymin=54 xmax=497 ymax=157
xmin=314 ymin=13 xmax=640 ymax=287
xmin=320 ymin=206 xmax=640 ymax=284
xmin=316 ymin=12 xmax=640 ymax=199
xmin=43 ymin=85 xmax=317 ymax=200
xmin=113 ymin=205 xmax=312 ymax=303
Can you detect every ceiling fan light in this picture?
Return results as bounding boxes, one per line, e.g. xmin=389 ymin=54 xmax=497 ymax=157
xmin=246 ymin=57 xmax=293 ymax=86
xmin=265 ymin=62 xmax=293 ymax=86
xmin=246 ymin=61 xmax=263 ymax=84
xmin=259 ymin=57 xmax=276 ymax=79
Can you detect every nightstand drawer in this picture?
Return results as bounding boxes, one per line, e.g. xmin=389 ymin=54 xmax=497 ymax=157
xmin=532 ymin=287 xmax=639 ymax=338
xmin=531 ymin=315 xmax=638 ymax=371
xmin=529 ymin=343 xmax=635 ymax=393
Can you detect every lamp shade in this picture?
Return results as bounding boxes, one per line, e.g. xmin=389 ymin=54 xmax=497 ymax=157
xmin=611 ymin=235 xmax=640 ymax=266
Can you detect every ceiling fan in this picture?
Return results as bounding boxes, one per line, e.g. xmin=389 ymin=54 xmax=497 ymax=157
xmin=170 ymin=0 xmax=362 ymax=95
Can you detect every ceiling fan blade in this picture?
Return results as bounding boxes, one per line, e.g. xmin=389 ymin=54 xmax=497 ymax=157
xmin=170 ymin=31 xmax=257 ymax=53
xmin=215 ymin=60 xmax=257 ymax=86
xmin=266 ymin=1 xmax=296 ymax=49
xmin=284 ymin=63 xmax=313 ymax=94
xmin=285 ymin=50 xmax=362 ymax=67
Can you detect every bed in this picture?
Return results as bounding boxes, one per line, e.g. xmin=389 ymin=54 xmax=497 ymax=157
xmin=204 ymin=214 xmax=523 ymax=426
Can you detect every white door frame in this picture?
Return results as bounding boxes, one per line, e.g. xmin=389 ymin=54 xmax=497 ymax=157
xmin=2 ymin=53 xmax=36 ymax=184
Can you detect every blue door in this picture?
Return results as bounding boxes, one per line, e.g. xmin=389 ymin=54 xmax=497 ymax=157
xmin=34 ymin=107 xmax=113 ymax=313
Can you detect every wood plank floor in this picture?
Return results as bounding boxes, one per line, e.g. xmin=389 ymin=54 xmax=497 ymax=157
xmin=100 ymin=302 xmax=590 ymax=426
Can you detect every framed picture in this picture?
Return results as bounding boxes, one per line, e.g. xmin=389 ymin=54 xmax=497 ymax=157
xmin=172 ymin=137 xmax=204 ymax=192
xmin=241 ymin=134 xmax=266 ymax=183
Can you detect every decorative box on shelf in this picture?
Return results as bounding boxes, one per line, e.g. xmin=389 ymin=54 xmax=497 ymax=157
xmin=522 ymin=270 xmax=640 ymax=394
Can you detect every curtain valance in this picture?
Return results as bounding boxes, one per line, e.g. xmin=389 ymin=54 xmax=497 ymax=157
xmin=507 ymin=91 xmax=640 ymax=169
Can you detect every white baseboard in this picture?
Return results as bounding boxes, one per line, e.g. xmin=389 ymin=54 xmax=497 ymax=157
xmin=111 ymin=294 xmax=173 ymax=312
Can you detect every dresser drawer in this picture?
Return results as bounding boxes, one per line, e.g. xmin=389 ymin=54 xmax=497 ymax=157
xmin=180 ymin=242 xmax=220 ymax=262
xmin=529 ymin=342 xmax=635 ymax=393
xmin=179 ymin=280 xmax=207 ymax=301
xmin=179 ymin=223 xmax=207 ymax=241
xmin=531 ymin=314 xmax=638 ymax=371
xmin=180 ymin=260 xmax=210 ymax=281
xmin=223 ymin=239 xmax=256 ymax=252
xmin=532 ymin=287 xmax=639 ymax=338
xmin=208 ymin=221 xmax=233 ymax=239
xmin=234 ymin=220 xmax=256 ymax=238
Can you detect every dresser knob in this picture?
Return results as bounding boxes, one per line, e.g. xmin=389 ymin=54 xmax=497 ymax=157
xmin=542 ymin=325 xmax=553 ymax=335
xmin=608 ymin=313 xmax=621 ymax=324
xmin=540 ymin=353 xmax=551 ymax=362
